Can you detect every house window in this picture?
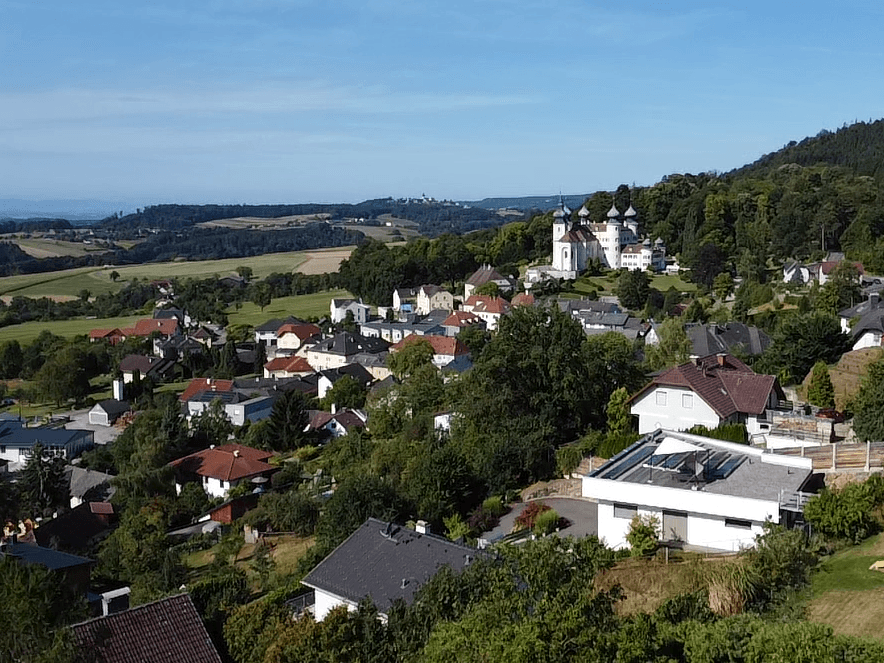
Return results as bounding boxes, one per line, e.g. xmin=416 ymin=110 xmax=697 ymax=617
xmin=725 ymin=518 xmax=752 ymax=530
xmin=656 ymin=391 xmax=667 ymax=406
xmin=682 ymin=394 xmax=693 ymax=409
xmin=613 ymin=503 xmax=638 ymax=519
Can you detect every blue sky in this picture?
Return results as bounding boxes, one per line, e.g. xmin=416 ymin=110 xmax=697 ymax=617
xmin=2 ymin=0 xmax=884 ymax=207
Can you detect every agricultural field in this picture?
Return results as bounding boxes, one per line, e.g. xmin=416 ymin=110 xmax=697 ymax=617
xmin=0 ymin=313 xmax=145 ymax=344
xmin=0 ymin=247 xmax=354 ymax=299
xmin=14 ymin=238 xmax=107 ymax=258
xmin=226 ymin=289 xmax=352 ymax=326
xmin=807 ymin=533 xmax=884 ymax=638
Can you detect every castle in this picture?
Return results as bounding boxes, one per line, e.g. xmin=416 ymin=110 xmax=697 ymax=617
xmin=527 ymin=199 xmax=666 ymax=284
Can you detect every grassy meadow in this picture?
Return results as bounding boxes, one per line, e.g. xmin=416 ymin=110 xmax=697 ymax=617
xmin=0 ymin=314 xmax=146 ymax=344
xmin=226 ymin=289 xmax=352 ymax=326
xmin=0 ymin=248 xmax=355 ymax=299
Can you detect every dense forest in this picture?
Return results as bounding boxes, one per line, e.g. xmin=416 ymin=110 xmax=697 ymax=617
xmin=95 ymin=199 xmax=510 ymax=236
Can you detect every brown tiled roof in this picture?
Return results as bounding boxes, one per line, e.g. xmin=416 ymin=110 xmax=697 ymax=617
xmin=119 ymin=354 xmax=163 ymax=373
xmin=472 ymin=296 xmax=510 ymax=315
xmin=557 ymin=227 xmax=596 ymax=242
xmin=264 ymin=356 xmax=313 ymax=373
xmin=390 ymin=335 xmax=468 ymax=357
xmin=511 ymin=293 xmax=535 ymax=307
xmin=333 ymin=410 xmax=366 ymax=430
xmin=131 ymin=318 xmax=179 ymax=337
xmin=630 ymin=354 xmax=778 ymax=418
xmin=308 ymin=410 xmax=334 ymax=429
xmin=72 ymin=593 xmax=222 ymax=663
xmin=277 ymin=323 xmax=321 ymax=341
xmin=90 ymin=502 xmax=115 ymax=515
xmin=179 ymin=378 xmax=235 ymax=402
xmin=466 ymin=265 xmax=506 ymax=286
xmin=89 ymin=328 xmax=123 ymax=340
xmin=170 ymin=443 xmax=274 ymax=482
xmin=442 ymin=311 xmax=481 ymax=327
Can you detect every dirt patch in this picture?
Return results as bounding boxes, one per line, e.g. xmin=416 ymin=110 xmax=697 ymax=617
xmin=521 ymin=478 xmax=582 ymax=501
xmin=296 ymin=249 xmax=353 ymax=275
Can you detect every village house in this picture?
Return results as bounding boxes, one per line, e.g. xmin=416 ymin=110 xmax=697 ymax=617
xmin=390 ymin=334 xmax=470 ymax=369
xmin=415 ymin=285 xmax=454 ymax=314
xmin=263 ymin=355 xmax=314 ymax=379
xmin=301 ymin=518 xmax=485 ymax=621
xmin=88 ymin=399 xmax=130 ymax=427
xmin=441 ymin=310 xmax=485 ymax=337
xmin=254 ymin=316 xmax=304 ymax=348
xmin=169 ymin=443 xmax=276 ymax=499
xmin=305 ymin=332 xmax=389 ymax=371
xmin=276 ymin=322 xmax=321 ymax=353
xmin=119 ymin=354 xmax=176 ymax=384
xmin=582 ymin=429 xmax=814 ymax=552
xmin=628 ymin=354 xmax=785 ymax=436
xmin=0 ymin=421 xmax=94 ymax=468
xmin=330 ymin=298 xmax=371 ymax=324
xmin=462 ymin=294 xmax=510 ymax=331
xmin=463 ymin=265 xmax=513 ymax=299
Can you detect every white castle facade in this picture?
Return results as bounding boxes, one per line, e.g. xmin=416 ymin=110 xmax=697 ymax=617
xmin=527 ymin=200 xmax=666 ymax=283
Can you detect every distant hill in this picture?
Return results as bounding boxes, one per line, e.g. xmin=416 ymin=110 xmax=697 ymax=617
xmin=460 ymin=194 xmax=590 ymax=212
xmin=730 ymin=119 xmax=884 ymax=180
xmin=0 ymin=198 xmax=125 ymax=222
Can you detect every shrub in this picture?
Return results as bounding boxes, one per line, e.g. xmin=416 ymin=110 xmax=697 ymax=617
xmin=533 ymin=508 xmax=559 ymax=536
xmin=686 ymin=423 xmax=748 ymax=445
xmin=466 ymin=507 xmax=499 ymax=536
xmin=481 ymin=495 xmax=505 ymax=518
xmin=626 ymin=514 xmax=659 ymax=557
xmin=514 ymin=501 xmax=550 ymax=531
xmin=803 ymin=477 xmax=884 ymax=544
xmin=556 ymin=444 xmax=583 ymax=477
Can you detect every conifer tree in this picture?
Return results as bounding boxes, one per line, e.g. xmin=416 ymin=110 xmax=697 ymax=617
xmin=806 ymin=360 xmax=835 ymax=409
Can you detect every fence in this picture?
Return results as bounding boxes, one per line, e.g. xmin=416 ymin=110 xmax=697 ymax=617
xmin=773 ymin=441 xmax=884 ymax=471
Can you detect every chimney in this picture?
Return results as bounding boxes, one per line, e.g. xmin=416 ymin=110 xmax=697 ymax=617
xmin=717 ymin=353 xmax=727 ymax=367
xmin=415 ymin=520 xmax=430 ymax=535
xmin=233 ymin=449 xmax=240 ymax=458
xmin=871 ymin=291 xmax=880 ymax=308
xmin=112 ymin=378 xmax=124 ymax=401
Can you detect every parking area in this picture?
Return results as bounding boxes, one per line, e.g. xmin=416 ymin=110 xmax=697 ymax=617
xmin=484 ymin=497 xmax=598 ymax=542
xmin=64 ymin=409 xmax=123 ymax=446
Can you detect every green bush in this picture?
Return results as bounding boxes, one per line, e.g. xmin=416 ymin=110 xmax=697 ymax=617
xmin=686 ymin=423 xmax=748 ymax=444
xmin=533 ymin=508 xmax=559 ymax=536
xmin=481 ymin=495 xmax=505 ymax=517
xmin=514 ymin=501 xmax=550 ymax=531
xmin=803 ymin=477 xmax=884 ymax=544
xmin=556 ymin=444 xmax=583 ymax=477
xmin=626 ymin=514 xmax=659 ymax=557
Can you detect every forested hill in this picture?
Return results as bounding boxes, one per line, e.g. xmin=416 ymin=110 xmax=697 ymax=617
xmin=96 ymin=199 xmax=510 ymax=236
xmin=730 ymin=119 xmax=884 ymax=180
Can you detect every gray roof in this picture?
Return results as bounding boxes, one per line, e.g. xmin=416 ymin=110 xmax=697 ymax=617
xmin=0 ymin=425 xmax=93 ymax=451
xmin=311 ymin=332 xmax=389 ymax=357
xmin=588 ymin=430 xmax=812 ymax=502
xmin=558 ymin=299 xmax=620 ymax=315
xmin=319 ymin=363 xmax=374 ymax=387
xmin=685 ymin=323 xmax=771 ymax=357
xmin=67 ymin=466 xmax=116 ymax=500
xmin=302 ymin=518 xmax=486 ymax=615
xmin=5 ymin=543 xmax=93 ymax=571
xmin=255 ymin=316 xmax=303 ymax=333
xmin=839 ymin=294 xmax=884 ymax=320
xmin=93 ymin=399 xmax=130 ymax=417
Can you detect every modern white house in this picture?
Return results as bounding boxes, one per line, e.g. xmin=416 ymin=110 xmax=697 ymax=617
xmin=582 ymin=429 xmax=814 ymax=552
xmin=330 ymin=298 xmax=371 ymax=324
xmin=629 ymin=354 xmax=784 ymax=436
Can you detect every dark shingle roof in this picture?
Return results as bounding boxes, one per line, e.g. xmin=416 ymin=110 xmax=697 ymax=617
xmin=685 ymin=323 xmax=771 ymax=357
xmin=5 ymin=543 xmax=93 ymax=571
xmin=302 ymin=518 xmax=485 ymax=615
xmin=72 ymin=593 xmax=222 ymax=663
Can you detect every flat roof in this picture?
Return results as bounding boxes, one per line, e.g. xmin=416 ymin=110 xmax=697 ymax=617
xmin=588 ymin=430 xmax=812 ymax=502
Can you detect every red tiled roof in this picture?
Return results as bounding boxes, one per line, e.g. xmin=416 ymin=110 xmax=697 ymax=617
xmin=277 ymin=323 xmax=321 ymax=341
xmin=820 ymin=261 xmax=864 ymax=275
xmin=442 ymin=311 xmax=481 ymax=327
xmin=472 ymin=296 xmax=511 ymax=315
xmin=264 ymin=356 xmax=313 ymax=373
xmin=179 ymin=378 xmax=235 ymax=402
xmin=89 ymin=502 xmax=114 ymax=515
xmin=131 ymin=318 xmax=179 ymax=337
xmin=170 ymin=443 xmax=274 ymax=482
xmin=72 ymin=593 xmax=222 ymax=663
xmin=511 ymin=293 xmax=535 ymax=307
xmin=630 ymin=354 xmax=778 ymax=419
xmin=89 ymin=328 xmax=123 ymax=340
xmin=390 ymin=334 xmax=468 ymax=356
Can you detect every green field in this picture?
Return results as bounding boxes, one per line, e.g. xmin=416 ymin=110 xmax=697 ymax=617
xmin=0 ymin=249 xmax=335 ymax=299
xmin=0 ymin=313 xmax=146 ymax=344
xmin=226 ymin=289 xmax=352 ymax=326
xmin=807 ymin=533 xmax=884 ymax=638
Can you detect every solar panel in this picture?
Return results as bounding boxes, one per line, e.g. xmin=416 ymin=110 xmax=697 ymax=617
xmin=648 ymin=454 xmax=669 ymax=467
xmin=713 ymin=456 xmax=745 ymax=478
xmin=705 ymin=451 xmax=730 ymax=471
xmin=662 ymin=452 xmax=689 ymax=469
xmin=601 ymin=445 xmax=656 ymax=480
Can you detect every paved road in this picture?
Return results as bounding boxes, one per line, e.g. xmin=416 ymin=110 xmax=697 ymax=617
xmin=484 ymin=497 xmax=598 ymax=542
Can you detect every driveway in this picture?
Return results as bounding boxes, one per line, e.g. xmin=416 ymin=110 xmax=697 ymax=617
xmin=483 ymin=497 xmax=598 ymax=542
xmin=64 ymin=409 xmax=123 ymax=446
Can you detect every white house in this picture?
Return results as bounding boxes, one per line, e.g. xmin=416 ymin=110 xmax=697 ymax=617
xmin=582 ymin=429 xmax=814 ymax=552
xmin=463 ymin=265 xmax=513 ymax=299
xmin=330 ymin=298 xmax=371 ymax=324
xmin=462 ymin=295 xmax=510 ymax=331
xmin=629 ymin=354 xmax=784 ymax=436
xmin=415 ymin=285 xmax=454 ymax=315
xmin=88 ymin=400 xmax=130 ymax=427
xmin=276 ymin=323 xmax=321 ymax=353
xmin=169 ymin=443 xmax=276 ymax=499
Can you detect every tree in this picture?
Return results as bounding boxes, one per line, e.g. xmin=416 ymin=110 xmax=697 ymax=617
xmin=387 ymin=338 xmax=435 ymax=379
xmin=851 ymin=357 xmax=884 ymax=442
xmin=815 ymin=261 xmax=861 ymax=313
xmin=252 ymin=282 xmax=272 ymax=312
xmin=615 ymin=269 xmax=650 ymax=310
xmin=236 ymin=265 xmax=254 ymax=282
xmin=316 ymin=475 xmax=409 ymax=549
xmin=189 ymin=398 xmax=234 ymax=448
xmin=645 ymin=318 xmax=692 ymax=370
xmin=250 ymin=490 xmax=320 ymax=536
xmin=806 ymin=360 xmax=835 ymax=408
xmin=19 ymin=443 xmax=69 ymax=518
xmin=109 ymin=270 xmax=120 ymax=282
xmin=266 ymin=390 xmax=312 ymax=451
xmin=758 ymin=311 xmax=850 ymax=384
xmin=605 ymin=387 xmax=632 ymax=436
xmin=0 ymin=339 xmax=23 ymax=379
xmin=626 ymin=514 xmax=659 ymax=557
xmin=713 ymin=272 xmax=734 ymax=301
xmin=33 ymin=345 xmax=90 ymax=406
xmin=322 ymin=374 xmax=367 ymax=410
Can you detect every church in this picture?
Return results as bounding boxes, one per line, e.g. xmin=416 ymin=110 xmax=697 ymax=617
xmin=527 ymin=199 xmax=666 ymax=284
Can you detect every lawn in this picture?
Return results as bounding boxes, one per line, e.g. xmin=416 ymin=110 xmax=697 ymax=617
xmin=226 ymin=289 xmax=352 ymax=326
xmin=807 ymin=533 xmax=884 ymax=638
xmin=0 ymin=248 xmax=351 ymax=299
xmin=0 ymin=313 xmax=145 ymax=344
xmin=651 ymin=274 xmax=697 ymax=293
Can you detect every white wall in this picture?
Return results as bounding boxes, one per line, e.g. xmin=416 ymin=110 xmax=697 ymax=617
xmin=631 ymin=387 xmax=720 ymax=434
xmin=313 ymin=589 xmax=356 ymax=621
